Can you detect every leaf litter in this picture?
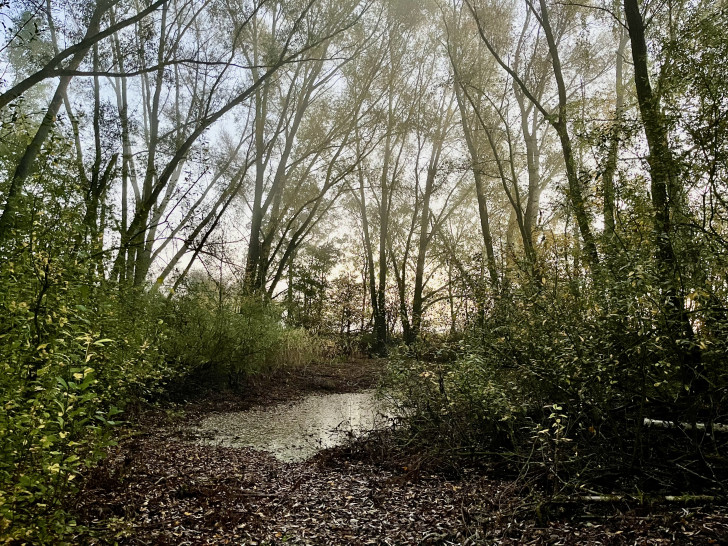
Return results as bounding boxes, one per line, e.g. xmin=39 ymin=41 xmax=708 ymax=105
xmin=73 ymin=360 xmax=728 ymax=544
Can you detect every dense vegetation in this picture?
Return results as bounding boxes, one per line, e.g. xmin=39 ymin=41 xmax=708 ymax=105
xmin=1 ymin=0 xmax=726 ymax=541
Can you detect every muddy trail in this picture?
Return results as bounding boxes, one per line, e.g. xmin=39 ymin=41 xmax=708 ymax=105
xmin=75 ymin=359 xmax=728 ymax=545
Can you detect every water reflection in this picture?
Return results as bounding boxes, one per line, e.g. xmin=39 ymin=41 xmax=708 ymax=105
xmin=193 ymin=390 xmax=390 ymax=462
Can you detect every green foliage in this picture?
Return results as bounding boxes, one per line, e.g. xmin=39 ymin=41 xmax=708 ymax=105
xmin=386 ymin=242 xmax=728 ymax=491
xmin=0 ymin=128 xmax=173 ymax=541
xmin=275 ymin=327 xmax=327 ymax=368
xmin=0 ymin=184 xmax=323 ymax=541
xmin=165 ymin=275 xmax=324 ymax=387
xmin=0 ymin=237 xmax=165 ymax=540
xmin=386 ymin=348 xmax=524 ymax=454
xmin=0 ymin=117 xmax=326 ymax=539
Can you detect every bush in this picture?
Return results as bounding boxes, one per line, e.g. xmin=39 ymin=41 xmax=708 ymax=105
xmin=385 ymin=348 xmax=525 ymax=457
xmin=385 ymin=250 xmax=728 ymax=493
xmin=0 ymin=255 xmax=170 ymax=542
xmin=0 ymin=232 xmax=330 ymax=542
xmin=164 ymin=276 xmax=325 ymax=388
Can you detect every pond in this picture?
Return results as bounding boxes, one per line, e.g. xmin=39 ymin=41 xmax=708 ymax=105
xmin=192 ymin=390 xmax=392 ymax=462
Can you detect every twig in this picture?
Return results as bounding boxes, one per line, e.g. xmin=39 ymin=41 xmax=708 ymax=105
xmin=550 ymin=494 xmax=723 ymax=504
xmin=239 ymin=489 xmax=280 ymax=498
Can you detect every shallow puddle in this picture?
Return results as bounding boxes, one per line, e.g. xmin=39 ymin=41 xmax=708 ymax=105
xmin=192 ymin=390 xmax=391 ymax=462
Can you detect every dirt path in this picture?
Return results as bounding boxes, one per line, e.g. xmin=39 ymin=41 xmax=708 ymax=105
xmin=74 ymin=360 xmax=728 ymax=544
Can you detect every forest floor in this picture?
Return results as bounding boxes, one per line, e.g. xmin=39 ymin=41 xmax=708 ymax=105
xmin=74 ymin=358 xmax=728 ymax=545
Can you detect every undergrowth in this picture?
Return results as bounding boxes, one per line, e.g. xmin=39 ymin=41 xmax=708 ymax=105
xmin=384 ymin=254 xmax=728 ymax=499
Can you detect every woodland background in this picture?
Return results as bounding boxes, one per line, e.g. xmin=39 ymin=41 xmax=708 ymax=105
xmin=0 ymin=0 xmax=726 ymax=540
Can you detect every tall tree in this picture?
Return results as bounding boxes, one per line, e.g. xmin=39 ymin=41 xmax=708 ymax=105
xmin=623 ymin=0 xmax=703 ymax=393
xmin=464 ymin=0 xmax=601 ymax=268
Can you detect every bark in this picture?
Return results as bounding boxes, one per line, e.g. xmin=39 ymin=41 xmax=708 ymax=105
xmin=410 ymin=96 xmax=452 ymax=343
xmin=534 ymin=0 xmax=599 ymax=267
xmin=603 ymin=29 xmax=629 ymax=243
xmin=387 ymin=226 xmax=414 ymax=344
xmin=454 ymin=84 xmax=499 ymax=289
xmin=375 ymin=124 xmax=392 ymax=354
xmin=356 ymin=156 xmax=379 ymax=347
xmin=516 ymin=94 xmax=542 ymax=251
xmin=623 ymin=0 xmax=675 ymax=260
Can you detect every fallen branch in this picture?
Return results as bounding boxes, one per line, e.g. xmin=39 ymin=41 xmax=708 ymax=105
xmin=643 ymin=418 xmax=728 ymax=434
xmin=550 ymin=494 xmax=723 ymax=504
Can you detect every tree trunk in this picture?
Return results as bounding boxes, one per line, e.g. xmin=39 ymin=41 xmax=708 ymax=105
xmin=356 ymin=159 xmax=380 ymax=347
xmin=454 ymin=84 xmax=499 ymax=289
xmin=623 ymin=0 xmax=703 ymax=396
xmin=535 ymin=0 xmax=599 ymax=267
xmin=411 ymin=97 xmax=451 ymax=342
xmin=603 ymin=29 xmax=628 ymax=243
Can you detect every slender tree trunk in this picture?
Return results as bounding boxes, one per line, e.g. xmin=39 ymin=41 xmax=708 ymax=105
xmin=521 ymin=106 xmax=542 ymax=249
xmin=388 ymin=238 xmax=412 ymax=344
xmin=375 ymin=131 xmax=392 ymax=354
xmin=411 ymin=99 xmax=450 ymax=342
xmin=535 ymin=0 xmax=599 ymax=267
xmin=356 ymin=160 xmax=379 ymax=344
xmin=130 ymin=1 xmax=168 ymax=286
xmin=603 ymin=29 xmax=628 ymax=242
xmin=244 ymin=61 xmax=269 ymax=292
xmin=454 ymin=84 xmax=499 ymax=288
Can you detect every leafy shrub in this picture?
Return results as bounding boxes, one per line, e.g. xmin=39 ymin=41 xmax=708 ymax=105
xmin=0 ymin=231 xmax=328 ymax=542
xmin=0 ymin=155 xmax=178 ymax=541
xmin=385 ymin=248 xmax=728 ymax=492
xmin=385 ymin=348 xmax=525 ymax=456
xmin=0 ymin=256 xmax=170 ymax=541
xmin=164 ymin=276 xmax=325 ymax=388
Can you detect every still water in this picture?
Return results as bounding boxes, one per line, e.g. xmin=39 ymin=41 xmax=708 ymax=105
xmin=192 ymin=390 xmax=390 ymax=462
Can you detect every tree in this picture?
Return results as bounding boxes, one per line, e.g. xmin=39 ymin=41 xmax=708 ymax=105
xmin=464 ymin=0 xmax=603 ymax=268
xmin=0 ymin=0 xmax=122 ymax=244
xmin=623 ymin=0 xmax=704 ymax=395
xmin=347 ymin=0 xmax=429 ymax=352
